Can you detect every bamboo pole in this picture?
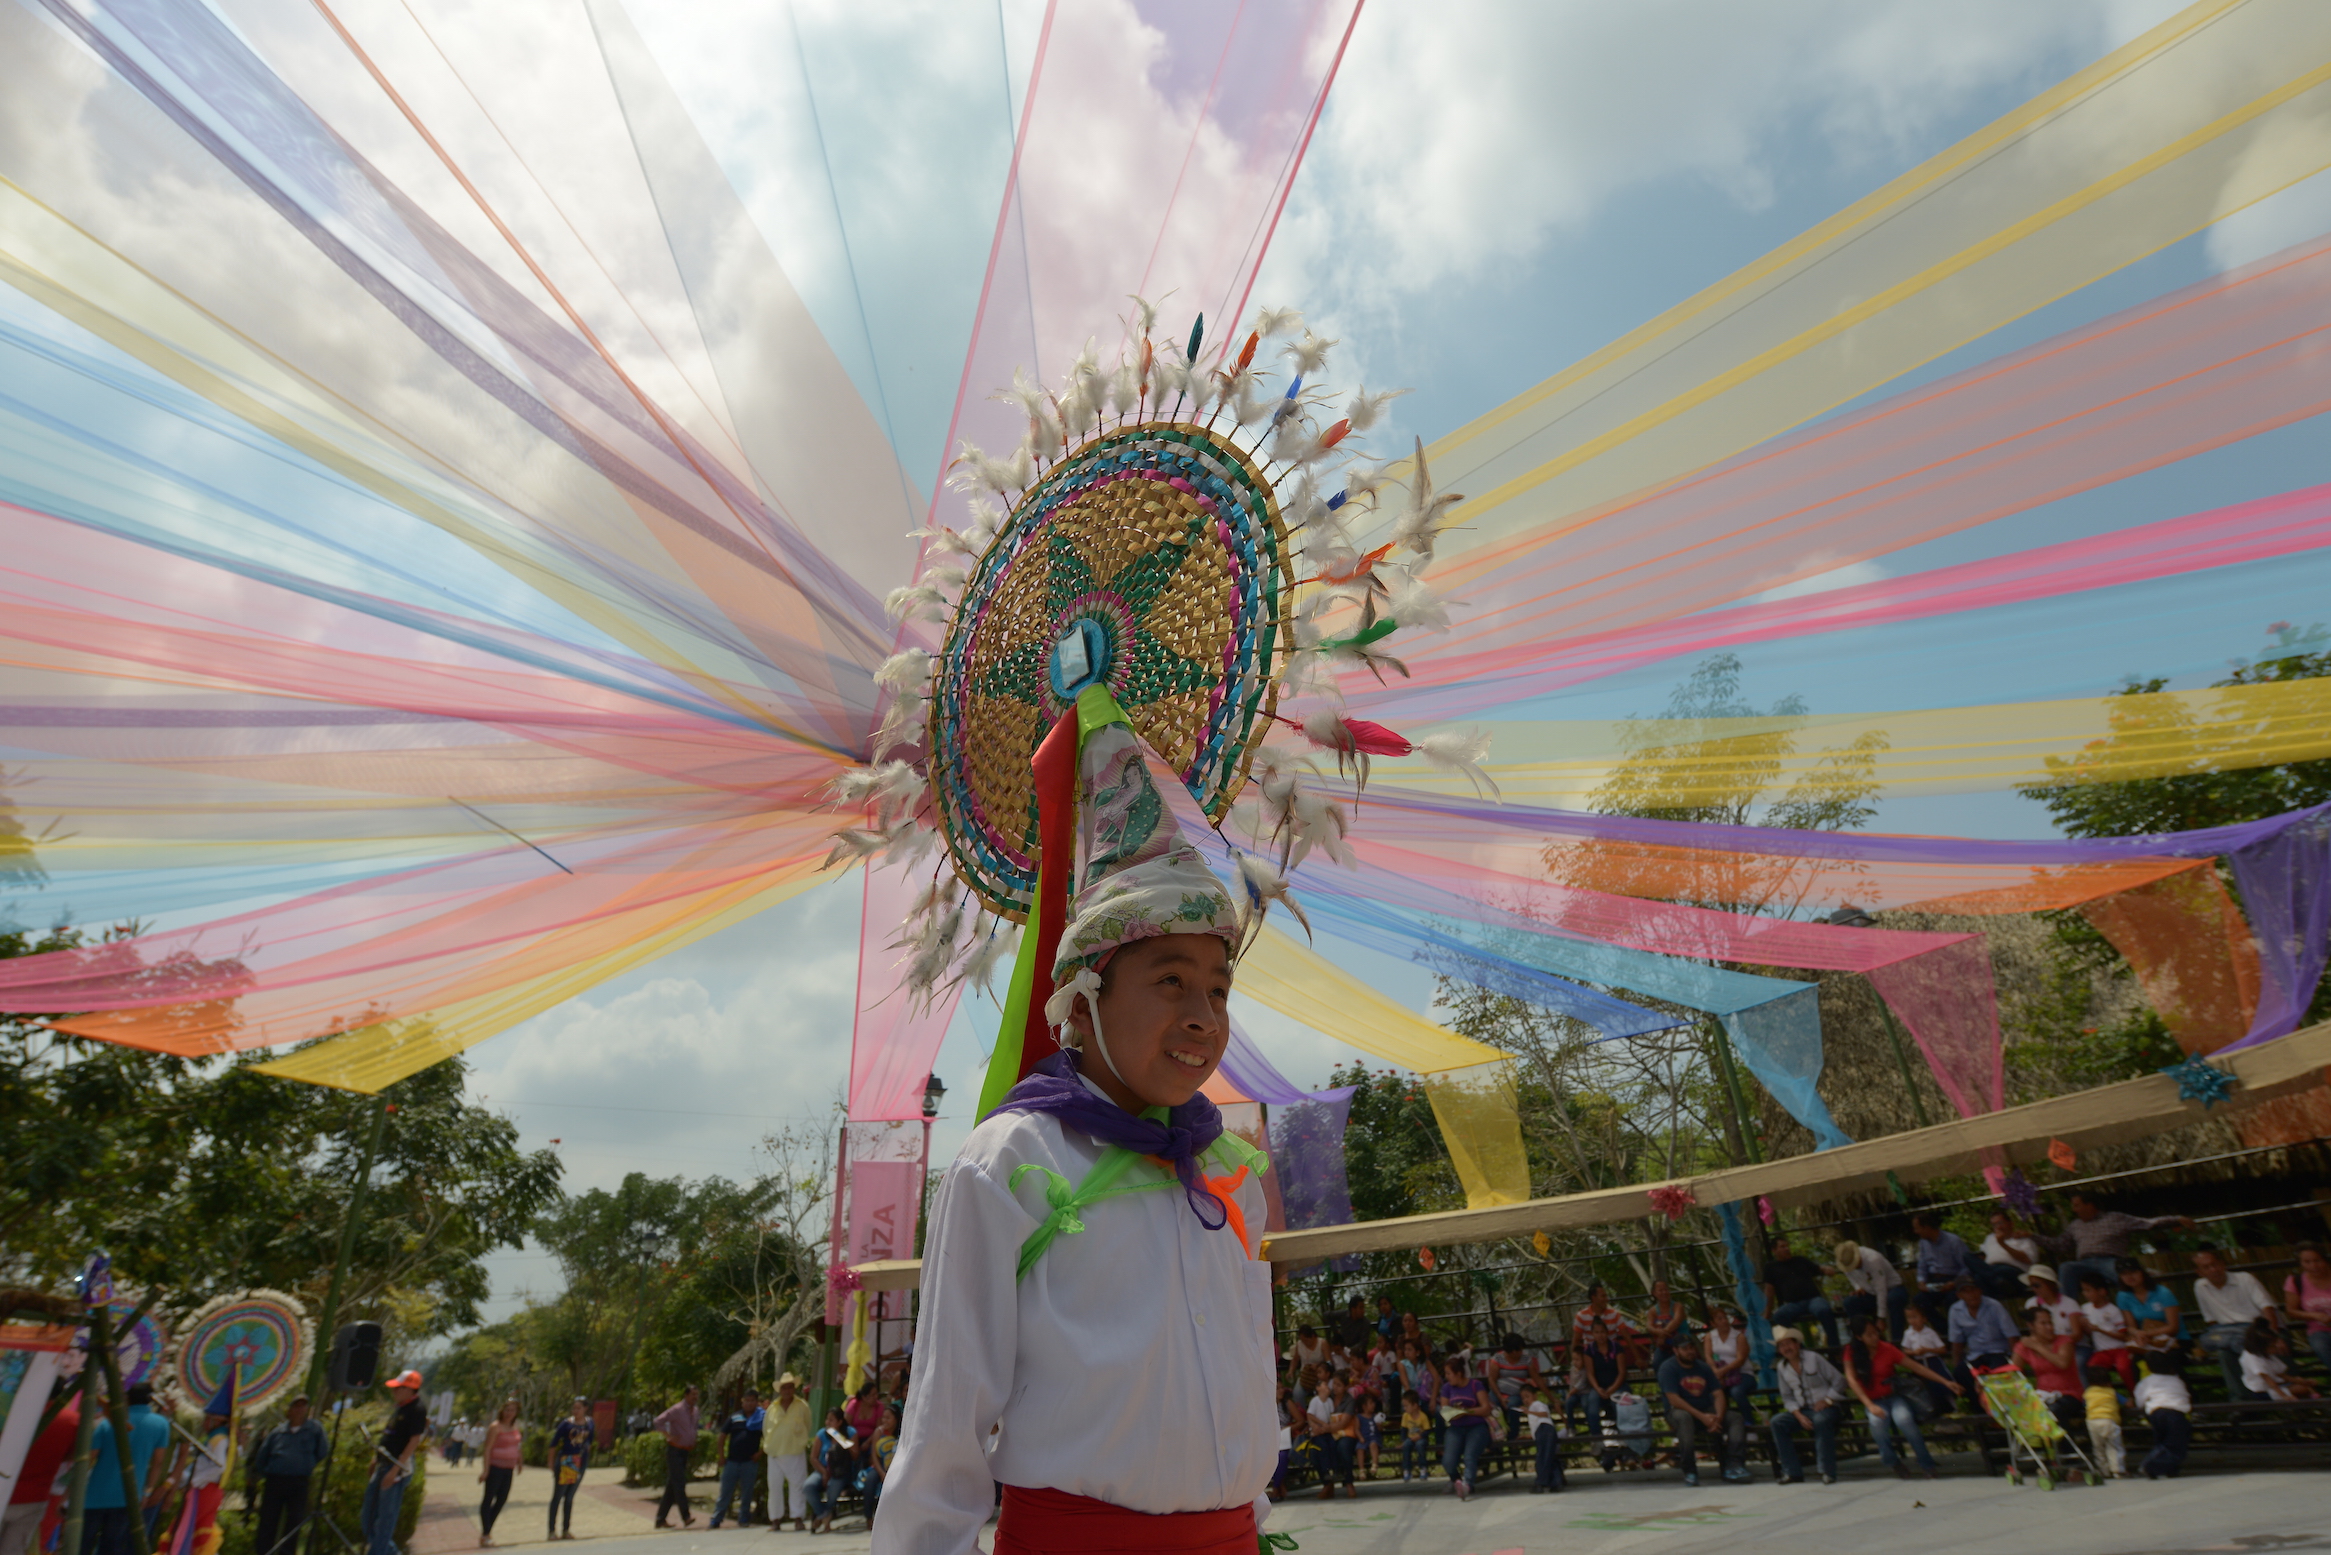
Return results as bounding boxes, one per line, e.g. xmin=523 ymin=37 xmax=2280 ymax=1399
xmin=306 ymin=1094 xmax=391 ymax=1402
xmin=59 ymin=1359 xmax=97 ymax=1555
xmin=1871 ymin=987 xmax=1936 ymax=1129
xmin=89 ymin=1301 xmax=153 ymax=1555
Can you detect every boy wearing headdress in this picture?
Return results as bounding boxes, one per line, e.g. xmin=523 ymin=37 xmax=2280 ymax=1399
xmin=878 ymin=692 xmax=1277 ymax=1555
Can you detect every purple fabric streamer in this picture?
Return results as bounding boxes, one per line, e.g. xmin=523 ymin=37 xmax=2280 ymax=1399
xmin=1214 ymin=1021 xmax=1363 ymax=1274
xmin=984 ymin=1050 xmax=1228 ymax=1228
xmin=1218 ymin=1021 xmax=1356 ymax=1106
xmin=2223 ymin=809 xmax=2331 ymax=1049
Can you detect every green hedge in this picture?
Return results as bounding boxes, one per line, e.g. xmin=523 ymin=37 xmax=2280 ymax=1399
xmin=216 ymin=1408 xmax=425 ymax=1555
xmin=618 ymin=1432 xmax=717 ymax=1486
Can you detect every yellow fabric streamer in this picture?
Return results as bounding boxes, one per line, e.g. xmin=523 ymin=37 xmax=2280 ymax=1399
xmin=1385 ymin=678 xmax=2331 ymax=806
xmin=842 ymin=1289 xmax=872 ymax=1398
xmin=1236 ymin=929 xmax=1530 ymax=1208
xmin=1385 ymin=0 xmax=2331 ymax=560
xmin=1420 ymin=1062 xmax=1532 ymax=1209
xmin=256 ymin=869 xmax=828 ymax=1091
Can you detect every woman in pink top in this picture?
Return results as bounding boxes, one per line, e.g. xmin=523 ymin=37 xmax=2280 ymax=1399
xmin=2285 ymin=1242 xmax=2331 ymax=1375
xmin=476 ymin=1400 xmax=524 ymax=1548
xmin=2012 ymin=1308 xmax=2086 ymax=1438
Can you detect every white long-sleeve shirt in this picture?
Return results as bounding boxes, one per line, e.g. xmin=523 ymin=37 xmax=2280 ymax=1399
xmin=875 ymin=1101 xmax=1276 ymax=1555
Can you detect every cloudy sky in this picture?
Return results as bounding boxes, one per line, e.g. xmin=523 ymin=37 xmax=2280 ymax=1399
xmin=455 ymin=0 xmax=2331 ymax=1322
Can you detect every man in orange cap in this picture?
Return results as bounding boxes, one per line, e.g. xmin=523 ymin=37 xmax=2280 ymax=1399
xmin=361 ymin=1371 xmax=430 ymax=1555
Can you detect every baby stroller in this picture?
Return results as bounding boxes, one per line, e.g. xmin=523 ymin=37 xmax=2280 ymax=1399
xmin=1975 ymin=1367 xmax=2101 ymax=1490
xmin=1597 ymin=1393 xmax=1654 ymax=1471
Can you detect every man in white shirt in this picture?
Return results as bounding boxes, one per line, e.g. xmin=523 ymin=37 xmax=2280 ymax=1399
xmin=2190 ymin=1245 xmax=2280 ymax=1398
xmin=1831 ymin=1239 xmax=1907 ymax=1339
xmin=879 ymin=699 xmax=1275 ymax=1555
xmin=1978 ymin=1212 xmax=2042 ymax=1289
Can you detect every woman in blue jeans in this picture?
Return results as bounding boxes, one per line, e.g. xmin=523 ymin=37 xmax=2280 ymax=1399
xmin=1843 ymin=1316 xmax=1963 ymax=1479
xmin=1437 ymin=1359 xmax=1493 ymax=1499
xmin=802 ymin=1410 xmax=856 ymax=1535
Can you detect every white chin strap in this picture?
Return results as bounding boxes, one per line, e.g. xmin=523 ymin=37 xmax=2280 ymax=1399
xmin=1042 ymin=965 xmax=1133 ymax=1092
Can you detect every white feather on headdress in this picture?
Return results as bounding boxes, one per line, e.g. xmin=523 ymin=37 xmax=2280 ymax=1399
xmin=1343 ymin=386 xmax=1407 ymax=435
xmin=1388 ymin=435 xmax=1464 ymax=568
xmin=1251 ymin=305 xmax=1304 ymax=338
xmin=874 ymin=648 xmax=930 ymax=694
xmin=1284 ymin=329 xmax=1336 ymax=377
xmin=1386 ymin=568 xmax=1455 ymax=633
xmin=1416 ymin=727 xmax=1500 ymax=800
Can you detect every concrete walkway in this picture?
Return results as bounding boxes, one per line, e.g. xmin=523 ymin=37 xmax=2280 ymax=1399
xmin=416 ymin=1456 xmax=2330 ymax=1555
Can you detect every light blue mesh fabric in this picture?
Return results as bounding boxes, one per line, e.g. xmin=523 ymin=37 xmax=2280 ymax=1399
xmin=1717 ymin=1200 xmax=1777 ymax=1388
xmin=1720 ymin=986 xmax=1852 ymax=1151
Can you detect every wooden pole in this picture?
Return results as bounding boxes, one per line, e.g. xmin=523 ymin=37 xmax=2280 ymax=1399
xmin=1871 ymin=986 xmax=1936 ymax=1129
xmin=1703 ymin=1021 xmax=1765 ymax=1165
xmin=306 ymin=1093 xmax=391 ymax=1403
xmin=89 ymin=1301 xmax=153 ymax=1555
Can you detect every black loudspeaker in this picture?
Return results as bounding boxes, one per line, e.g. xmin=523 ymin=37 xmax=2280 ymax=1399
xmin=327 ymin=1322 xmax=382 ymax=1392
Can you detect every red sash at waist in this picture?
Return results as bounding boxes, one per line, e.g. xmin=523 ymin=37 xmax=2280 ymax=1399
xmin=994 ymin=1485 xmax=1256 ymax=1554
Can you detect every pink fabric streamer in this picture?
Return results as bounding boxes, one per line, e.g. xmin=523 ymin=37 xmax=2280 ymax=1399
xmin=848 ymin=864 xmax=968 ymax=1122
xmin=1362 ymin=230 xmax=2331 ymax=719
xmin=1865 ymin=939 xmax=2005 ymax=1117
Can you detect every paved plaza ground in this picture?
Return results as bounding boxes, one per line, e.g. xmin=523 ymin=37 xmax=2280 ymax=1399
xmin=412 ymin=1450 xmax=2330 ymax=1555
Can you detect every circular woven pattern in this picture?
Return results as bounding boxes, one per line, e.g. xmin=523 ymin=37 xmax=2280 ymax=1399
xmin=104 ymin=1298 xmax=169 ymax=1390
xmin=930 ymin=421 xmax=1292 ymax=918
xmin=173 ymin=1290 xmax=310 ymax=1409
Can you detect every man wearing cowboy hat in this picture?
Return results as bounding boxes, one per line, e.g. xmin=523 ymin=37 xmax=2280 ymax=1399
xmin=361 ymin=1371 xmax=429 ymax=1555
xmin=762 ymin=1375 xmax=812 ymax=1533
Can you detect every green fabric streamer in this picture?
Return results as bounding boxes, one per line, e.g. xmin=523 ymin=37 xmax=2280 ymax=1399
xmin=1009 ymin=1131 xmax=1268 ymax=1282
xmin=977 ymin=861 xmax=1047 ymax=1120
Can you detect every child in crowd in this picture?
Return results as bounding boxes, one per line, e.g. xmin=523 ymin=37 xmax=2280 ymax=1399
xmin=2240 ymin=1319 xmax=2318 ymax=1401
xmin=2079 ymin=1274 xmax=2138 ymax=1386
xmin=2081 ymin=1360 xmax=2125 ymax=1477
xmin=1398 ymin=1390 xmax=1431 ymax=1481
xmin=1898 ymin=1305 xmax=1950 ymax=1414
xmin=1521 ymin=1383 xmax=1562 ymax=1493
xmin=1354 ymin=1383 xmax=1382 ymax=1478
xmin=2134 ymin=1351 xmax=2193 ymax=1480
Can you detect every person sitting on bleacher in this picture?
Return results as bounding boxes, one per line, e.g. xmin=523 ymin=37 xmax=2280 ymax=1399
xmin=1944 ymin=1276 xmax=2022 ymax=1393
xmin=1762 ymin=1237 xmax=1840 ymax=1350
xmin=1481 ymin=1333 xmax=1546 ymax=1438
xmin=2191 ymin=1246 xmax=2279 ymax=1400
xmin=2240 ymin=1318 xmax=2319 ymax=1402
xmin=1437 ymin=1357 xmax=1495 ymax=1500
xmin=1643 ymin=1281 xmax=1691 ymax=1360
xmin=1567 ymin=1320 xmax=1627 ymax=1443
xmin=1702 ymin=1306 xmax=1753 ymax=1421
xmin=1769 ymin=1327 xmax=1848 ymax=1485
xmin=2116 ymin=1258 xmax=2186 ymax=1359
xmin=2049 ymin=1191 xmax=2195 ymax=1307
xmin=1844 ymin=1314 xmax=1962 ymax=1480
xmin=1571 ymin=1284 xmax=1642 ymax=1364
xmin=1656 ymin=1333 xmax=1748 ymax=1488
xmin=1832 ymin=1239 xmax=1908 ymax=1340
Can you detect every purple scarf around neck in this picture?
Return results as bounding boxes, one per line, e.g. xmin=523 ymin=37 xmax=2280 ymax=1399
xmin=984 ymin=1050 xmax=1229 ymax=1229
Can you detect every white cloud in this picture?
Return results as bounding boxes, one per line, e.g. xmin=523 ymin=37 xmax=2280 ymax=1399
xmin=2204 ymin=166 xmax=2331 ymax=274
xmin=1745 ymin=555 xmax=1892 ymax=604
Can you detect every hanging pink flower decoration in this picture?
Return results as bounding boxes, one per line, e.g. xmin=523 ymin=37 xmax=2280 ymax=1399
xmin=827 ymin=1263 xmax=863 ymax=1295
xmin=1646 ymin=1184 xmax=1698 ymax=1221
xmin=1757 ymin=1196 xmax=1776 ymax=1227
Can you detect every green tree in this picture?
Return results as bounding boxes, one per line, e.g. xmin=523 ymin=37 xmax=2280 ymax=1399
xmin=2015 ymin=627 xmax=2331 ymax=1041
xmin=1 ymin=919 xmax=560 ymax=1335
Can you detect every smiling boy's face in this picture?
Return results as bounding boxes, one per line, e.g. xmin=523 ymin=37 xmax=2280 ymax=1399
xmin=1066 ymin=934 xmax=1231 ymax=1111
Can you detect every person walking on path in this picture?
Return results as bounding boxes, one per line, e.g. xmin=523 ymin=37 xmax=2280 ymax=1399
xmin=362 ymin=1371 xmax=430 ymax=1555
xmin=652 ymin=1386 xmax=699 ymax=1529
xmin=546 ymin=1398 xmax=593 ymax=1542
xmin=473 ymin=1400 xmax=523 ymax=1548
xmin=760 ymin=1375 xmax=811 ymax=1533
xmin=706 ymin=1391 xmax=763 ymax=1529
xmin=249 ymin=1395 xmax=327 ymax=1555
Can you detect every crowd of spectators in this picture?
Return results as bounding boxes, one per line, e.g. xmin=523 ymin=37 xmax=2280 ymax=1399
xmin=1270 ymin=1201 xmax=2330 ymax=1501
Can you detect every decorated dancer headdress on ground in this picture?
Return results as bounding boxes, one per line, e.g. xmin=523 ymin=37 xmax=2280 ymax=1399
xmin=819 ymin=302 xmax=1495 ymax=1115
